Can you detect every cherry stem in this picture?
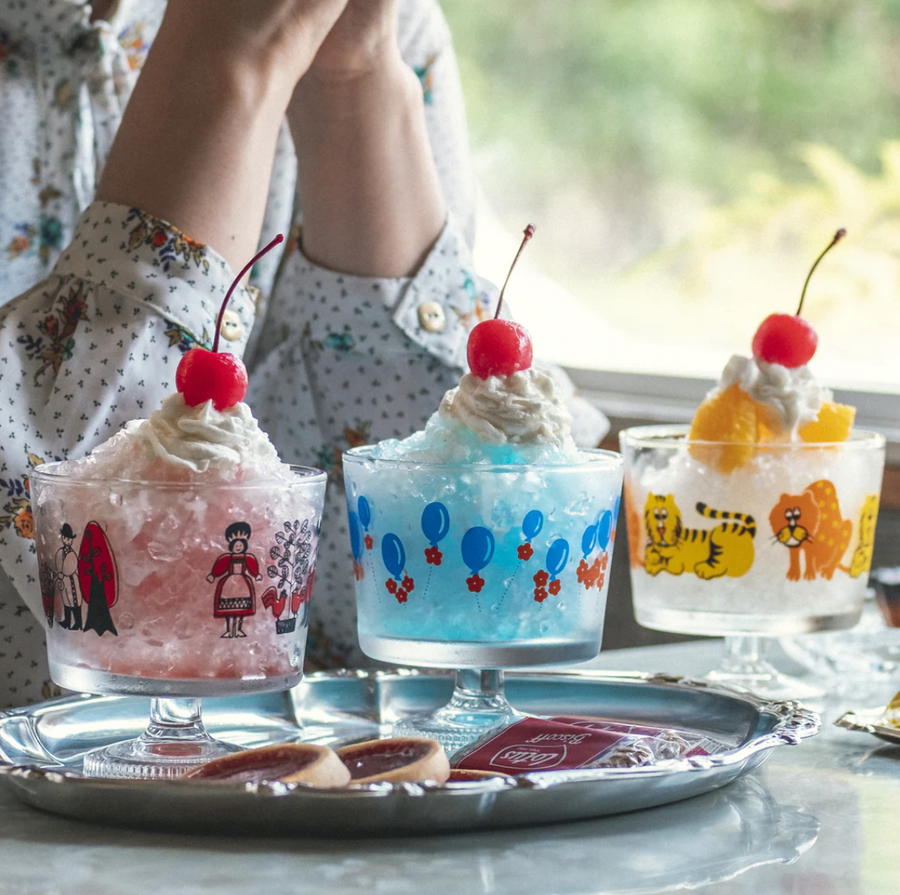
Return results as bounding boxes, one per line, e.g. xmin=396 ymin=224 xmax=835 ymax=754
xmin=212 ymin=234 xmax=284 ymax=353
xmin=796 ymin=228 xmax=845 ymax=317
xmin=494 ymin=224 xmax=536 ymax=319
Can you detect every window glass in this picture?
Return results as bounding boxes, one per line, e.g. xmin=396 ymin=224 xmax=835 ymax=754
xmin=443 ymin=0 xmax=900 ymax=393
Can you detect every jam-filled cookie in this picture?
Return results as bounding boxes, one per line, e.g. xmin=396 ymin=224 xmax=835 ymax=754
xmin=184 ymin=743 xmax=351 ymax=787
xmin=337 ymin=737 xmax=450 ymax=785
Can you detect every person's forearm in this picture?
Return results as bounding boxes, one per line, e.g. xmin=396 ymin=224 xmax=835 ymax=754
xmin=290 ymin=51 xmax=446 ymax=278
xmin=96 ymin=2 xmax=315 ymax=269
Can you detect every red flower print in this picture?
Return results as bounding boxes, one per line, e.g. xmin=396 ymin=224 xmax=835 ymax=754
xmin=353 ymin=562 xmax=364 ymax=581
xmin=425 ymin=546 xmax=443 ymax=565
xmin=518 ymin=543 xmax=534 ymax=561
xmin=466 ymin=574 xmax=485 ymax=593
xmin=548 ymin=579 xmax=561 ymax=596
xmin=579 ymin=557 xmax=601 ymax=590
xmin=364 ymin=534 xmax=373 ymax=551
xmin=533 ymin=569 xmax=549 ymax=588
xmin=395 ymin=588 xmax=409 ymax=604
xmin=402 ymin=575 xmax=415 ymax=592
xmin=534 ymin=587 xmax=548 ymax=603
xmin=576 ymin=558 xmax=590 ymax=584
xmin=385 ymin=578 xmax=397 ymax=594
xmin=596 ymin=570 xmax=606 ymax=591
xmin=13 ymin=504 xmax=34 ymax=540
xmin=43 ymin=315 xmax=59 ymax=338
xmin=61 ymin=298 xmax=84 ymax=326
xmin=152 ymin=230 xmax=167 ymax=247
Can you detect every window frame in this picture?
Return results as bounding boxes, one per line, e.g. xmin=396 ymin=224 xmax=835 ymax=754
xmin=566 ymin=367 xmax=900 ymax=465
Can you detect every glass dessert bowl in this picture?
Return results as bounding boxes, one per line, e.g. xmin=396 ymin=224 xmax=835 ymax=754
xmin=29 ymin=234 xmax=328 ymax=779
xmin=620 ymin=425 xmax=885 ymax=695
xmin=32 ymin=463 xmax=326 ymax=778
xmin=342 ymin=224 xmax=623 ymax=753
xmin=343 ymin=447 xmax=623 ymax=753
xmin=618 ymin=230 xmax=887 ymax=698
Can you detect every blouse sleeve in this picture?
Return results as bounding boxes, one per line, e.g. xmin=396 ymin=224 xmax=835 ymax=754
xmin=246 ymin=0 xmax=496 ymax=459
xmin=397 ymin=0 xmax=478 ymax=248
xmin=0 ymin=201 xmax=257 ymax=621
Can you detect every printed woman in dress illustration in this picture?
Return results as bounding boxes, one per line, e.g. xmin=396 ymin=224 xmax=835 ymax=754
xmin=54 ymin=524 xmax=82 ymax=630
xmin=207 ymin=522 xmax=261 ymax=639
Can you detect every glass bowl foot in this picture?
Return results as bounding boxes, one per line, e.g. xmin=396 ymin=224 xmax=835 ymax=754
xmin=81 ymin=697 xmax=241 ymax=779
xmin=706 ymin=635 xmax=824 ymax=701
xmin=393 ymin=669 xmax=526 ymax=757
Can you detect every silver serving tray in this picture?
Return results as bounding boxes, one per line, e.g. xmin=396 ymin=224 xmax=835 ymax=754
xmin=0 ymin=670 xmax=819 ymax=835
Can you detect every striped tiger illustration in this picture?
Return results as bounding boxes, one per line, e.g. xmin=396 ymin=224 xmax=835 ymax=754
xmin=643 ymin=494 xmax=756 ymax=580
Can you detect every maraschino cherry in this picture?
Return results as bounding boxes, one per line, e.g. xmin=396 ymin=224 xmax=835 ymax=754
xmin=176 ymin=234 xmax=284 ymax=410
xmin=751 ymin=228 xmax=845 ymax=368
xmin=466 ymin=225 xmax=535 ymax=379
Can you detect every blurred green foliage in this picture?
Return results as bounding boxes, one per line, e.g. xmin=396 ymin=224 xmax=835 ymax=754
xmin=440 ymin=1 xmax=900 ymax=386
xmin=442 ymin=0 xmax=900 ymax=199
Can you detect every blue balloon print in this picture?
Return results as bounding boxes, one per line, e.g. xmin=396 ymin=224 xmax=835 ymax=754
xmin=596 ymin=510 xmax=613 ymax=552
xmin=461 ymin=527 xmax=495 ymax=573
xmin=612 ymin=493 xmax=621 ymax=520
xmin=546 ymin=539 xmax=570 ymax=579
xmin=382 ymin=533 xmax=406 ymax=580
xmin=348 ymin=511 xmax=363 ymax=561
xmin=358 ymin=496 xmax=371 ymax=531
xmin=421 ymin=502 xmax=450 ymax=546
xmin=581 ymin=523 xmax=597 ymax=558
xmin=522 ymin=510 xmax=544 ymax=540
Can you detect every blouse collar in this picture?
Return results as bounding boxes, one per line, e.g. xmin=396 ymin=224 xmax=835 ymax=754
xmin=0 ymin=0 xmax=148 ymax=50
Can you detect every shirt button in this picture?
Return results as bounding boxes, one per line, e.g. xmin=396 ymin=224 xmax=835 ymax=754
xmin=220 ymin=309 xmax=243 ymax=342
xmin=417 ymin=301 xmax=446 ymax=333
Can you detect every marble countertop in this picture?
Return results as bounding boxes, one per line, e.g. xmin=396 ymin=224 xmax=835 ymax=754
xmin=2 ymin=640 xmax=899 ymax=895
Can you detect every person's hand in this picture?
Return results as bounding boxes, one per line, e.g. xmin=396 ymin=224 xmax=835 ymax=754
xmin=164 ymin=0 xmax=352 ymax=90
xmin=305 ymin=0 xmax=401 ymax=83
xmin=98 ymin=0 xmax=354 ymax=269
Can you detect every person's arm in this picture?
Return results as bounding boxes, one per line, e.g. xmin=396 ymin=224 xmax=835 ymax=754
xmin=97 ymin=0 xmax=349 ymax=270
xmin=288 ymin=0 xmax=445 ymax=278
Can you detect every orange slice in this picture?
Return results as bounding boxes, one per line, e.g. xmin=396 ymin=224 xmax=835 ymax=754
xmin=798 ymin=401 xmax=855 ymax=443
xmin=688 ymin=383 xmax=758 ymax=472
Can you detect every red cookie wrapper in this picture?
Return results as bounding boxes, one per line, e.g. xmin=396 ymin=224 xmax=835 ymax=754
xmin=452 ymin=716 xmax=726 ymax=774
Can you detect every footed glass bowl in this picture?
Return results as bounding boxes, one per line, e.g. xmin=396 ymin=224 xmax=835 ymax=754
xmin=343 ymin=446 xmax=624 ymax=752
xmin=620 ymin=425 xmax=885 ymax=697
xmin=31 ymin=463 xmax=326 ymax=778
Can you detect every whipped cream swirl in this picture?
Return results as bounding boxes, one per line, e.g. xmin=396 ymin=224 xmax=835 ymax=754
xmin=124 ymin=393 xmax=282 ymax=472
xmin=439 ymin=367 xmax=575 ymax=448
xmin=719 ymin=354 xmax=829 ymax=435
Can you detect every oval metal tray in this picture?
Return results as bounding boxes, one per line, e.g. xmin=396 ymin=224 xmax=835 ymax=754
xmin=0 ymin=670 xmax=819 ymax=835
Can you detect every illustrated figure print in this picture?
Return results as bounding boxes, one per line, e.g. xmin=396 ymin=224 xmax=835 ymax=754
xmin=207 ymin=521 xmax=262 ymax=638
xmin=78 ymin=521 xmax=120 ymax=636
xmin=262 ymin=519 xmax=315 ymax=635
xmin=54 ymin=523 xmax=82 ymax=630
xmin=769 ymin=480 xmax=854 ymax=581
xmin=643 ymin=494 xmax=756 ymax=580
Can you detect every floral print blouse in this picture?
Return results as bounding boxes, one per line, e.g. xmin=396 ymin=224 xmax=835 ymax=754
xmin=0 ymin=0 xmax=606 ymax=708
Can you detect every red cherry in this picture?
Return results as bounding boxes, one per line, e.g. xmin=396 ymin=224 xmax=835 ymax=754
xmin=175 ymin=234 xmax=283 ymax=410
xmin=751 ymin=314 xmax=818 ymax=368
xmin=750 ymin=228 xmax=844 ymax=369
xmin=176 ymin=347 xmax=248 ymax=410
xmin=466 ymin=223 xmax=536 ymax=380
xmin=467 ymin=319 xmax=533 ymax=378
